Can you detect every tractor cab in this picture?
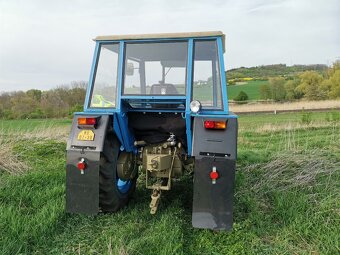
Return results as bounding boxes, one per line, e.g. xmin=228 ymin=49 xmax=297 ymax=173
xmin=86 ymin=32 xmax=226 ymax=112
xmin=66 ymin=32 xmax=238 ymax=231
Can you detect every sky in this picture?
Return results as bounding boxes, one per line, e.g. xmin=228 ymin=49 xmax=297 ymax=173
xmin=0 ymin=0 xmax=339 ymax=92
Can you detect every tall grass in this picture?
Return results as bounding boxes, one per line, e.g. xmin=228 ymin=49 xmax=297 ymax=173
xmin=247 ymin=150 xmax=339 ymax=192
xmin=0 ymin=125 xmax=68 ymax=175
xmin=0 ymin=141 xmax=28 ymax=175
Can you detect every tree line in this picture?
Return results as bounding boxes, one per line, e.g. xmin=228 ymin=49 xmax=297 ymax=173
xmin=258 ymin=62 xmax=340 ymax=101
xmin=0 ymin=81 xmax=87 ymax=119
xmin=227 ymin=64 xmax=328 ymax=80
xmin=1 ymin=63 xmax=339 ymax=119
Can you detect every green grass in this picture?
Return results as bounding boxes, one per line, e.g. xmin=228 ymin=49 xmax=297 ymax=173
xmin=227 ymin=80 xmax=268 ymax=100
xmin=0 ymin=118 xmax=71 ymax=132
xmin=0 ymin=113 xmax=339 ymax=254
xmin=123 ymin=80 xmax=267 ymax=102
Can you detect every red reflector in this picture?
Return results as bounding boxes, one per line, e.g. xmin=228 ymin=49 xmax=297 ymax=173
xmin=204 ymin=120 xmax=226 ymax=129
xmin=210 ymin=171 xmax=219 ymax=179
xmin=78 ymin=117 xmax=97 ymax=126
xmin=77 ymin=161 xmax=86 ymax=170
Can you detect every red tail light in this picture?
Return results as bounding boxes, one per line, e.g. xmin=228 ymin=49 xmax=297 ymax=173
xmin=204 ymin=120 xmax=226 ymax=129
xmin=78 ymin=117 xmax=97 ymax=126
xmin=204 ymin=121 xmax=215 ymax=129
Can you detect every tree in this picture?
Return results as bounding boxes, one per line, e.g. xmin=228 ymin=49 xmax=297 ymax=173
xmin=0 ymin=80 xmax=88 ymax=119
xmin=10 ymin=91 xmax=35 ymax=118
xmin=234 ymin=91 xmax=249 ymax=101
xmin=259 ymin=84 xmax=271 ymax=99
xmin=26 ymin=89 xmax=42 ymax=102
xmin=269 ymin=77 xmax=286 ymax=101
xmin=285 ymin=80 xmax=296 ymax=100
xmin=321 ymin=62 xmax=340 ymax=99
xmin=297 ymin=71 xmax=325 ymax=100
xmin=328 ymin=70 xmax=340 ymax=99
xmin=326 ymin=61 xmax=340 ymax=77
xmin=285 ymin=79 xmax=303 ymax=100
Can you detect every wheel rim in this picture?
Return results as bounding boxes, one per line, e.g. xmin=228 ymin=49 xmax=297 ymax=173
xmin=117 ymin=178 xmax=132 ymax=194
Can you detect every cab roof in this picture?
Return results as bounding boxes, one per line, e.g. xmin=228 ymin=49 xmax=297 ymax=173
xmin=94 ymin=31 xmax=225 ymax=51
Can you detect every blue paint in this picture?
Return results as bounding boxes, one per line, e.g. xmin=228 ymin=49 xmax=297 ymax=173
xmin=116 ymin=41 xmax=125 ymax=111
xmin=127 ymin=108 xmax=185 ymax=113
xmin=113 ymin=114 xmax=124 ymax=147
xmin=217 ymin=37 xmax=229 ymax=113
xmin=78 ymin=34 xmax=234 ymax=158
xmin=121 ymin=95 xmax=186 ymax=100
xmin=185 ymin=39 xmax=194 ymax=156
xmin=80 ymin=108 xmax=118 ymax=114
xmin=84 ymin=42 xmax=100 ymax=111
xmin=117 ymin=179 xmax=131 ymax=194
xmin=115 ymin=112 xmax=135 ymax=152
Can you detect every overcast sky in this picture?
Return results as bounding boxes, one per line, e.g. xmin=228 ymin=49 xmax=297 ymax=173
xmin=0 ymin=0 xmax=339 ymax=92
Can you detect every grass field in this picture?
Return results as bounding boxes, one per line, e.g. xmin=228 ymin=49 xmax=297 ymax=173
xmin=0 ymin=112 xmax=339 ymax=254
xmin=227 ymin=80 xmax=268 ymax=100
xmin=124 ymin=80 xmax=266 ymax=102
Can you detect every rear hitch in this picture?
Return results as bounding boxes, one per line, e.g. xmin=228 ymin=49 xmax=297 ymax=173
xmin=149 ymin=189 xmax=161 ymax=214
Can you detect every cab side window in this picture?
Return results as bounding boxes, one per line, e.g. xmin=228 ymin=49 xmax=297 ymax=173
xmin=89 ymin=44 xmax=119 ymax=108
xmin=192 ymin=40 xmax=222 ymax=109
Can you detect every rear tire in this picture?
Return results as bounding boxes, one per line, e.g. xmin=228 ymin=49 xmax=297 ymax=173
xmin=99 ymin=133 xmax=136 ymax=212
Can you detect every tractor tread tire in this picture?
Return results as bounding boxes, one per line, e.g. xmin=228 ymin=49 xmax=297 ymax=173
xmin=99 ymin=133 xmax=136 ymax=213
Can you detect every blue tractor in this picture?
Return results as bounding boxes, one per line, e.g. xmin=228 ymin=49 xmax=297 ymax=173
xmin=66 ymin=31 xmax=238 ymax=230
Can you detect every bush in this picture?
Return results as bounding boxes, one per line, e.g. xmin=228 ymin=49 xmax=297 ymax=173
xmin=269 ymin=77 xmax=286 ymax=101
xmin=28 ymin=108 xmax=45 ymax=119
xmin=234 ymin=91 xmax=249 ymax=101
xmin=297 ymin=71 xmax=325 ymax=100
xmin=68 ymin=104 xmax=84 ymax=117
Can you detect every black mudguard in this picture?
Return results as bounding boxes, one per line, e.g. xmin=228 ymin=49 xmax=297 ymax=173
xmin=66 ymin=114 xmax=110 ymax=215
xmin=191 ymin=116 xmax=238 ymax=231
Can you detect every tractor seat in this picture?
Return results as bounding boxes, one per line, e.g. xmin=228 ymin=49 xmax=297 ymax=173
xmin=149 ymin=83 xmax=180 ymax=108
xmin=150 ymin=83 xmax=178 ymax=95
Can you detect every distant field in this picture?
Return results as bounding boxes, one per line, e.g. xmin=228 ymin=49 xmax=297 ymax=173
xmin=227 ymin=80 xmax=268 ymax=100
xmin=124 ymin=80 xmax=267 ymax=101
xmin=0 ymin=112 xmax=339 ymax=254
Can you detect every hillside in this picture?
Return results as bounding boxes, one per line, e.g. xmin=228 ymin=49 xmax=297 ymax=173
xmin=227 ymin=80 xmax=267 ymax=100
xmin=227 ymin=64 xmax=328 ymax=79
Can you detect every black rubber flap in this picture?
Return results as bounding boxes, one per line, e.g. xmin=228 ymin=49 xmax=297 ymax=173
xmin=192 ymin=157 xmax=236 ymax=230
xmin=66 ymin=151 xmax=100 ymax=215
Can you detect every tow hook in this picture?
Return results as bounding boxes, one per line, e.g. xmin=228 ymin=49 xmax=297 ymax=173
xmin=150 ymin=189 xmax=161 ymax=214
